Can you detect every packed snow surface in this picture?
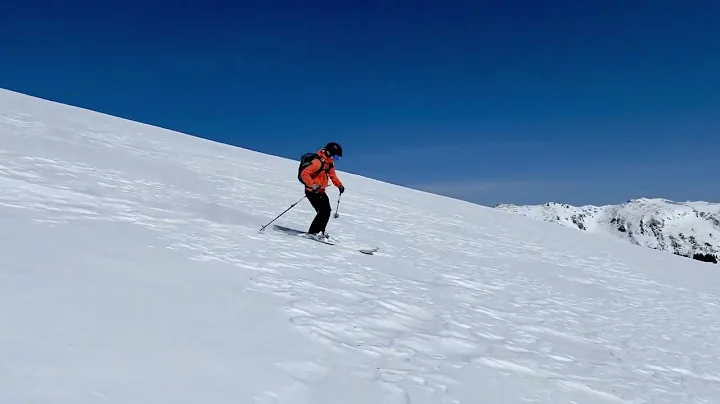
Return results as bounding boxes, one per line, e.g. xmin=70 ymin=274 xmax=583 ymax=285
xmin=496 ymin=199 xmax=720 ymax=260
xmin=2 ymin=88 xmax=720 ymax=404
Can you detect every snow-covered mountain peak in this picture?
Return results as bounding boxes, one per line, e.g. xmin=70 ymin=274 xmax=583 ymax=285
xmin=496 ymin=198 xmax=720 ymax=263
xmin=3 ymin=88 xmax=720 ymax=403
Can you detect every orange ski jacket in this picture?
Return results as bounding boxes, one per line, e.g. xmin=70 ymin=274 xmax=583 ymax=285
xmin=300 ymin=149 xmax=343 ymax=193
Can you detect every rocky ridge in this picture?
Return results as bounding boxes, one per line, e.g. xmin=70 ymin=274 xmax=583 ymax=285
xmin=496 ymin=198 xmax=719 ymax=264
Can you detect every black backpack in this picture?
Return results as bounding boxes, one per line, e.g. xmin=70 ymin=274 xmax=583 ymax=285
xmin=297 ymin=152 xmax=327 ymax=184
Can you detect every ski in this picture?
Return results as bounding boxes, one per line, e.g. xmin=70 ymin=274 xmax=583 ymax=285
xmin=272 ymin=225 xmax=380 ymax=255
xmin=306 ymin=235 xmax=380 ymax=255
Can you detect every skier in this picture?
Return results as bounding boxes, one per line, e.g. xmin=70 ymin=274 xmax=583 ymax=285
xmin=299 ymin=142 xmax=345 ymax=240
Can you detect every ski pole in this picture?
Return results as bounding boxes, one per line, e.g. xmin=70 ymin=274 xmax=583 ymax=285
xmin=333 ymin=194 xmax=342 ymax=218
xmin=260 ymin=195 xmax=306 ymax=231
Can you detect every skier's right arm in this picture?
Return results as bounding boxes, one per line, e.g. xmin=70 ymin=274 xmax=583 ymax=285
xmin=300 ymin=159 xmax=321 ymax=187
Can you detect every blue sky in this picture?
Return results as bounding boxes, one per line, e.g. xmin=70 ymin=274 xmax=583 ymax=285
xmin=1 ymin=0 xmax=718 ymax=206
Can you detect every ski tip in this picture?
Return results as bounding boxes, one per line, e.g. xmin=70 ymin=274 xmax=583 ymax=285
xmin=358 ymin=247 xmax=380 ymax=255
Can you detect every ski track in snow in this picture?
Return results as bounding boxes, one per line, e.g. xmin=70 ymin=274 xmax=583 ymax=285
xmin=2 ymin=90 xmax=720 ymax=403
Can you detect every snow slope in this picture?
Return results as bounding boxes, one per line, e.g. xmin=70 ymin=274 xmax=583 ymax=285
xmin=496 ymin=199 xmax=720 ymax=262
xmin=2 ymin=88 xmax=720 ymax=404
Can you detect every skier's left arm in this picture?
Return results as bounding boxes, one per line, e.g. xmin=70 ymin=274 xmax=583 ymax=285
xmin=328 ymin=165 xmax=344 ymax=192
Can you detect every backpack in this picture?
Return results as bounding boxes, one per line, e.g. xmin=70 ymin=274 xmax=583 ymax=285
xmin=297 ymin=152 xmax=325 ymax=184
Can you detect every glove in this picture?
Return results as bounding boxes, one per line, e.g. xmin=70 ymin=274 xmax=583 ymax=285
xmin=338 ymin=185 xmax=345 ymax=194
xmin=311 ymin=184 xmax=321 ymax=192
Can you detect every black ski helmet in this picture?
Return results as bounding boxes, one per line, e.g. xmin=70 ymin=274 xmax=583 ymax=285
xmin=324 ymin=142 xmax=342 ymax=158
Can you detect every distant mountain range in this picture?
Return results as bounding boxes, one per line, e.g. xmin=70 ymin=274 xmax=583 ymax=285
xmin=496 ymin=198 xmax=719 ymax=264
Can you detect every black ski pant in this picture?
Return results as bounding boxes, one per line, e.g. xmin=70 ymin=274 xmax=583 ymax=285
xmin=305 ymin=190 xmax=331 ymax=234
